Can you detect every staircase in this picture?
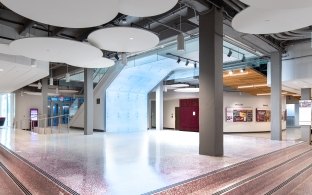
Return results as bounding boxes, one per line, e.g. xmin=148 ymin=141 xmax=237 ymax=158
xmin=151 ymin=142 xmax=312 ymax=195
xmin=0 ymin=143 xmax=77 ymax=195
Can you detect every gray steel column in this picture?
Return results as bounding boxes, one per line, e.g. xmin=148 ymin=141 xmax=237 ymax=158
xmin=155 ymin=83 xmax=164 ymax=130
xmin=199 ymin=7 xmax=223 ymax=156
xmin=270 ymin=51 xmax=282 ymax=140
xmin=41 ymin=78 xmax=48 ymax=128
xmin=84 ymin=68 xmax=94 ymax=135
xmin=301 ymin=88 xmax=311 ymax=142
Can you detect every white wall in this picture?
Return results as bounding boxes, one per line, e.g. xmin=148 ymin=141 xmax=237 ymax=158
xmin=163 ymin=99 xmax=179 ymax=129
xmin=15 ymin=92 xmax=43 ymax=129
xmin=223 ymin=92 xmax=286 ymax=132
xmin=159 ymin=91 xmax=287 ymax=132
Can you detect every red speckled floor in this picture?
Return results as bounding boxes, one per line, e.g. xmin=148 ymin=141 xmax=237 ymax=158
xmin=0 ymin=128 xmax=299 ymax=195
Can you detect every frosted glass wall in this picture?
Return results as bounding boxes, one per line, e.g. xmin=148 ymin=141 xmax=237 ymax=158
xmin=106 ymin=55 xmax=182 ymax=132
xmin=106 ymin=91 xmax=147 ymax=132
xmin=0 ymin=93 xmax=15 ymax=127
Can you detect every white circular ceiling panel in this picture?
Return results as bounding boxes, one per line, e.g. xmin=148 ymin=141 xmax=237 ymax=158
xmin=232 ymin=7 xmax=312 ymax=34
xmin=66 ymin=57 xmax=115 ymax=68
xmin=119 ymin=0 xmax=178 ymax=17
xmin=10 ymin=37 xmax=103 ymax=63
xmin=0 ymin=0 xmax=119 ymax=28
xmin=240 ymin=0 xmax=312 ymax=9
xmin=88 ymin=27 xmax=159 ymax=53
xmin=0 ymin=44 xmax=19 ymax=56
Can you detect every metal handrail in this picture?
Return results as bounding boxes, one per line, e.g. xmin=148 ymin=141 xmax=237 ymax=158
xmin=37 ymin=114 xmax=70 ymax=134
xmin=15 ymin=114 xmax=47 ymax=130
xmin=19 ymin=114 xmax=71 ymax=135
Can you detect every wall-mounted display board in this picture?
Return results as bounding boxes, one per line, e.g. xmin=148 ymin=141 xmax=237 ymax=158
xmin=226 ymin=107 xmax=253 ymax=122
xmin=299 ymin=100 xmax=312 ymax=125
xmin=256 ymin=109 xmax=271 ymax=122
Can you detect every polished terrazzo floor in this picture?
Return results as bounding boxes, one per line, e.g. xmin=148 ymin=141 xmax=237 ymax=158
xmin=0 ymin=128 xmax=300 ymax=195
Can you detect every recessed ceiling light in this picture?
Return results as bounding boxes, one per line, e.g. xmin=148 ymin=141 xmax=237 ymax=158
xmin=129 ymin=37 xmax=134 ymax=40
xmin=0 ymin=69 xmax=3 ymax=71
xmin=31 ymin=64 xmax=37 ymax=68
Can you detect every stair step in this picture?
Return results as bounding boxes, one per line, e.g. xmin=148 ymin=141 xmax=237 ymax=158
xmin=0 ymin=143 xmax=78 ymax=195
xmin=215 ymin=149 xmax=312 ymax=195
xmin=155 ymin=143 xmax=310 ymax=195
xmin=271 ymin=163 xmax=312 ymax=195
xmin=0 ymin=163 xmax=25 ymax=195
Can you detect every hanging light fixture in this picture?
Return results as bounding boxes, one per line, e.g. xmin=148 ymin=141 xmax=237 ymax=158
xmin=194 ymin=62 xmax=197 ymax=68
xmin=177 ymin=33 xmax=185 ymax=51
xmin=177 ymin=3 xmax=185 ymax=51
xmin=65 ymin=64 xmax=70 ymax=83
xmin=37 ymin=80 xmax=42 ymax=89
xmin=49 ymin=77 xmax=53 ymax=86
xmin=56 ymin=79 xmax=59 ymax=94
xmin=49 ymin=64 xmax=53 ymax=86
xmin=177 ymin=58 xmax=181 ymax=64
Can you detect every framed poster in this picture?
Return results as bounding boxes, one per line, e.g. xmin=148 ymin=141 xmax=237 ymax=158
xmin=299 ymin=100 xmax=312 ymax=125
xmin=226 ymin=107 xmax=253 ymax=122
xmin=256 ymin=109 xmax=271 ymax=122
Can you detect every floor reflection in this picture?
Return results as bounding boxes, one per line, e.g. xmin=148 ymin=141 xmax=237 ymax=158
xmin=0 ymin=128 xmax=300 ymax=195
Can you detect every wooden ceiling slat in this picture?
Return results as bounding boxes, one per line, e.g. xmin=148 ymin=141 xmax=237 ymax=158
xmin=223 ymin=68 xmax=295 ymax=96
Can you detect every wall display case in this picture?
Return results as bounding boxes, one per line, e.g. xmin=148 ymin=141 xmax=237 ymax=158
xmin=226 ymin=107 xmax=253 ymax=122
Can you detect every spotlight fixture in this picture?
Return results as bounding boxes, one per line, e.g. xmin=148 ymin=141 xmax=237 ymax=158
xmin=185 ymin=60 xmax=189 ymax=66
xmin=37 ymin=81 xmax=42 ymax=90
xmin=240 ymin=68 xmax=245 ymax=73
xmin=194 ymin=62 xmax=197 ymax=68
xmin=227 ymin=49 xmax=232 ymax=57
xmin=114 ymin=53 xmax=119 ymax=60
xmin=177 ymin=58 xmax=181 ymax=64
xmin=177 ymin=33 xmax=185 ymax=51
xmin=241 ymin=55 xmax=246 ymax=62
